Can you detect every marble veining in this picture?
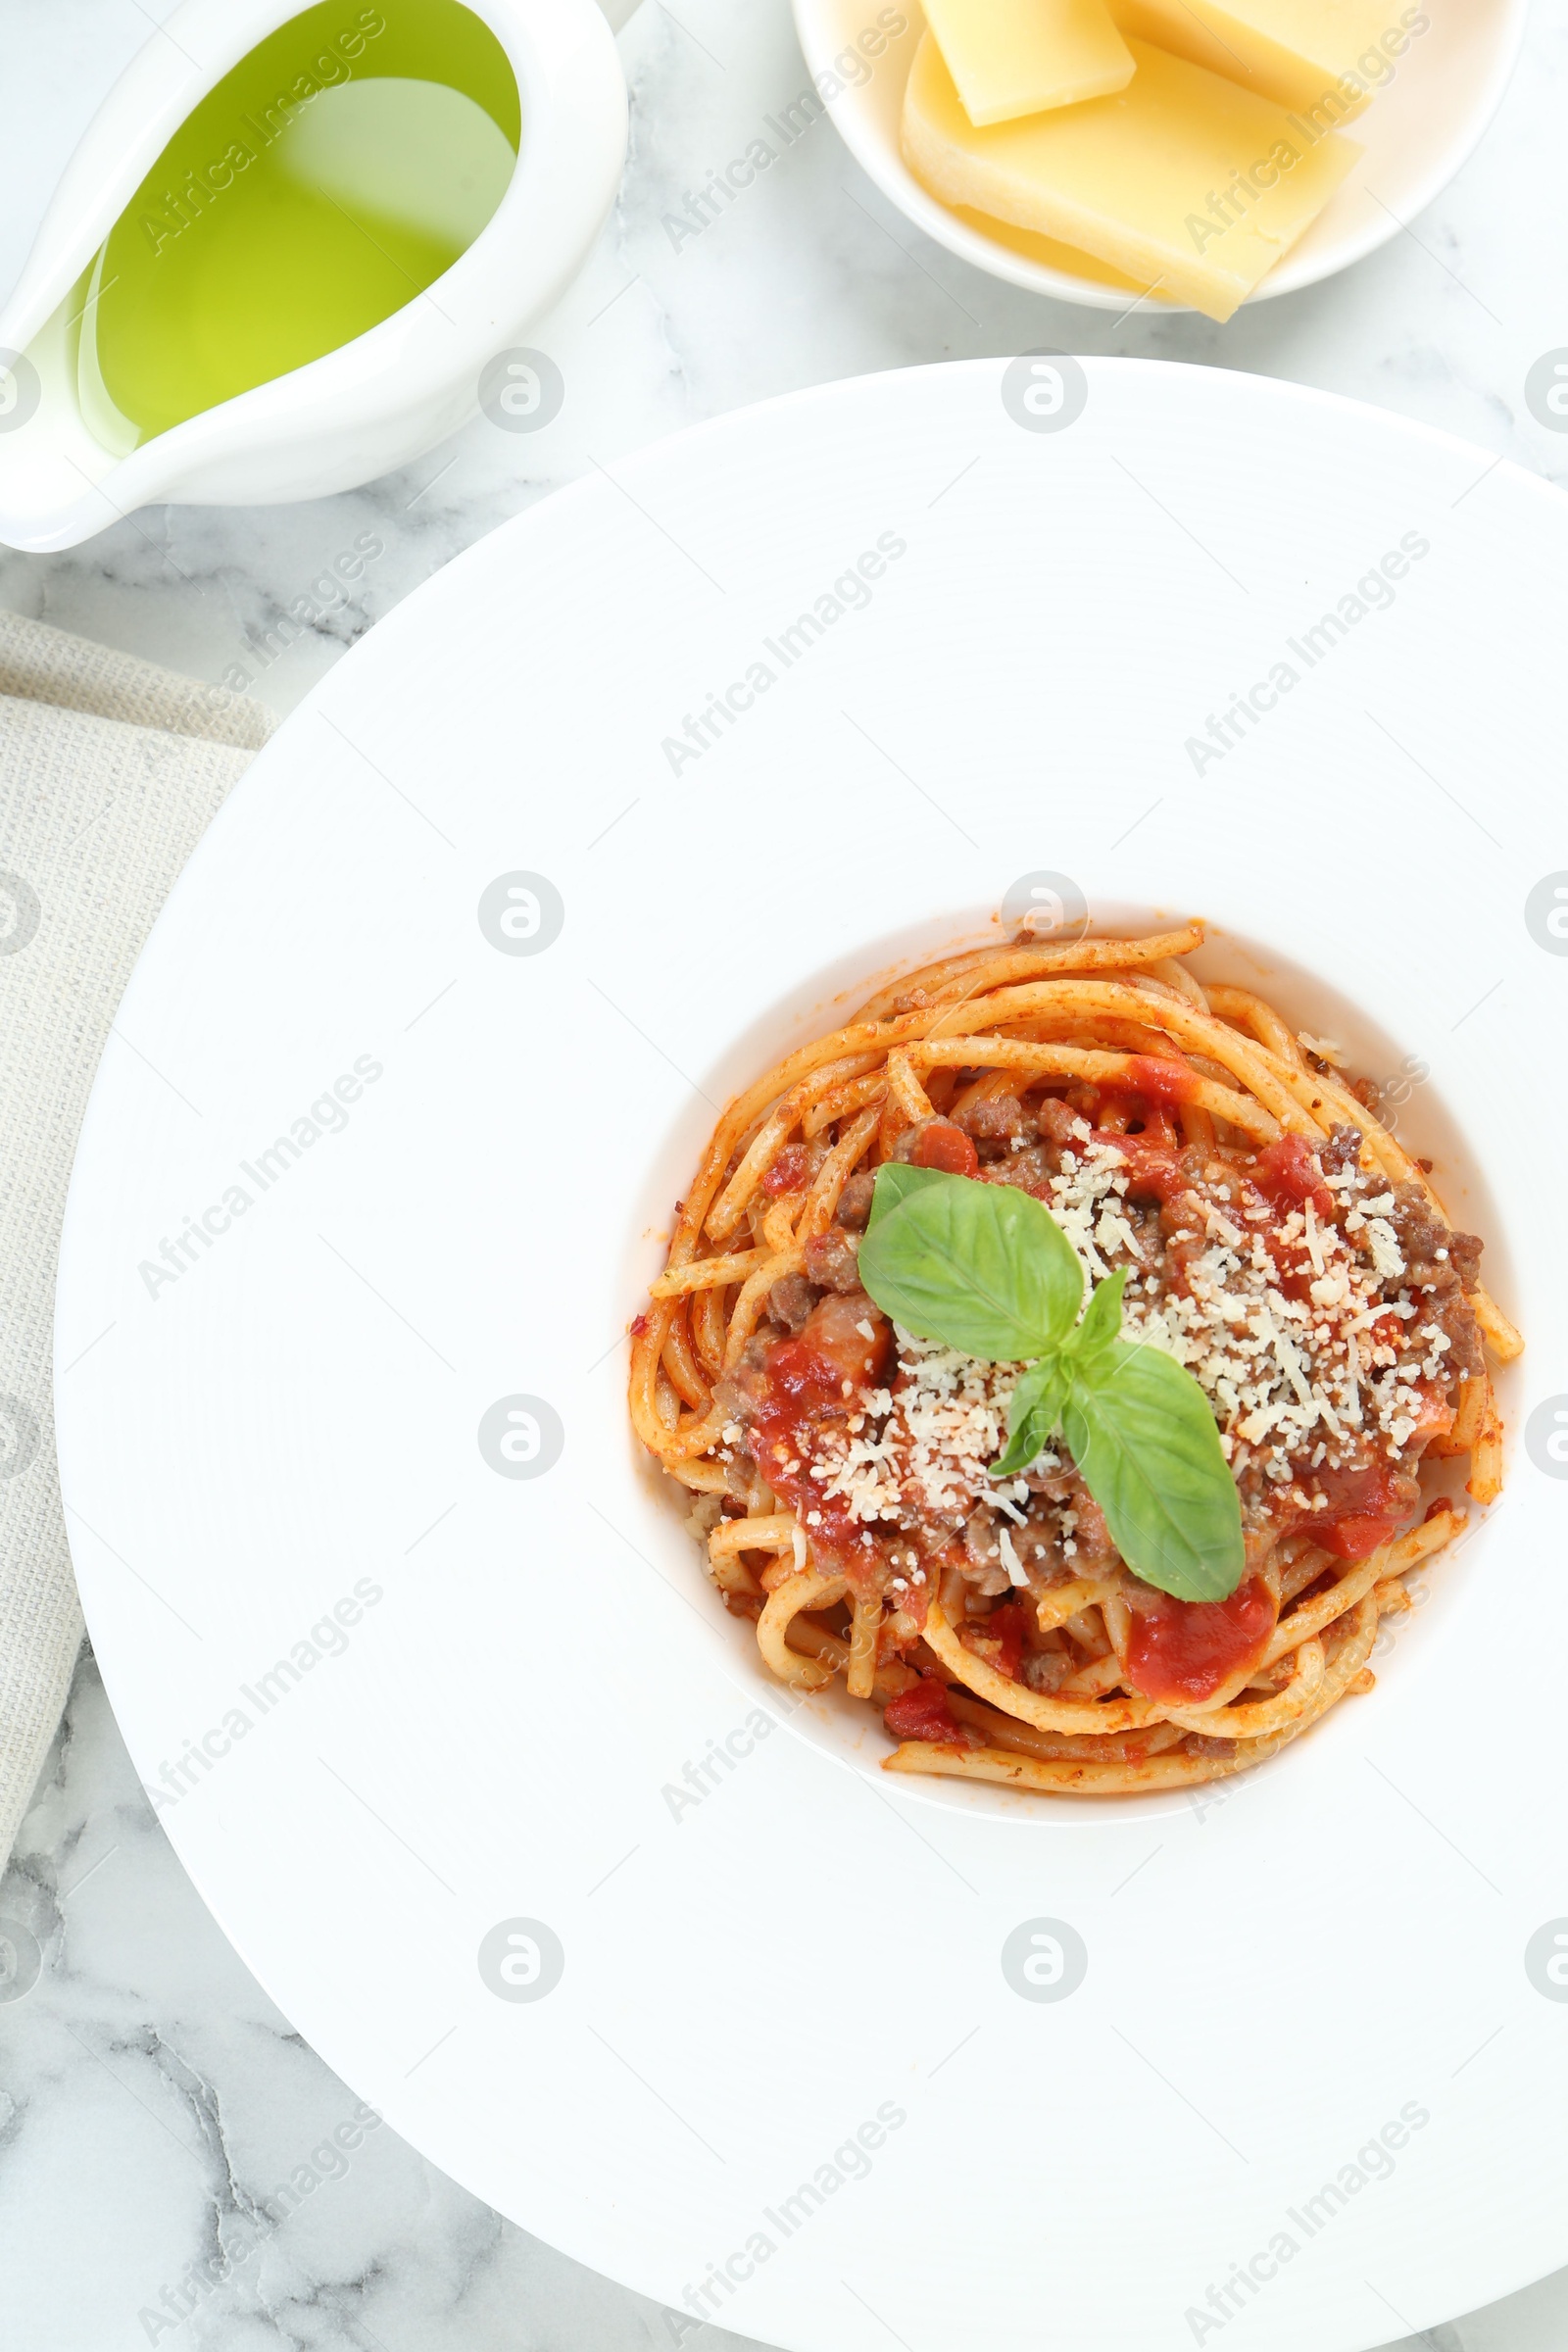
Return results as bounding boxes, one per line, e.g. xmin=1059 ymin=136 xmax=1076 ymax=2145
xmin=3 ymin=0 xmax=1568 ymax=2342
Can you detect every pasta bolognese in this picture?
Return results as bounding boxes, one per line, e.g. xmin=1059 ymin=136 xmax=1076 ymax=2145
xmin=627 ymin=920 xmax=1520 ymax=1795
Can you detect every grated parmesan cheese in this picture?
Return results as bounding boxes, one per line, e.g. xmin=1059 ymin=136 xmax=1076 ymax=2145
xmin=764 ymin=1128 xmax=1457 ymax=1591
xmin=998 ymin=1526 xmax=1029 ymax=1587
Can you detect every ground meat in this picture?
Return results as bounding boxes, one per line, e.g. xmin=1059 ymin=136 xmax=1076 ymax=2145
xmin=1348 ymin=1075 xmax=1381 ymax=1113
xmin=1386 ymin=1181 xmax=1450 ymax=1281
xmin=1434 ymin=1287 xmax=1485 ymax=1381
xmin=1244 ymin=1464 xmax=1298 ymax=1534
xmin=955 ymin=1092 xmax=1032 ymax=1142
xmin=835 ymin=1171 xmax=875 ymax=1231
xmin=1158 ymin=1183 xmax=1208 ymax=1244
xmin=712 ymin=1337 xmax=771 ymax=1429
xmin=1126 ymin=1199 xmax=1165 ymax=1259
xmin=1035 ymin=1097 xmax=1080 ymax=1146
xmin=963 ymin=1504 xmax=1001 ymax=1565
xmin=1021 ymin=1647 xmax=1075 ymax=1693
xmin=796 ymin=1288 xmax=888 ymax=1380
xmin=1448 ymin=1230 xmax=1483 ymax=1291
xmin=803 ymin=1226 xmax=861 ymax=1292
xmin=988 ymin=1491 xmax=1072 ymax=1573
xmin=1387 ymin=1182 xmax=1483 ymax=1297
xmin=960 ymin=1506 xmax=1011 ymax=1595
xmin=1068 ymin=1488 xmax=1116 ymax=1565
xmin=986 ymin=1144 xmax=1058 ymax=1197
xmin=894 ymin=1490 xmax=968 ymax=1547
xmin=767 ymin=1272 xmax=818 ymax=1332
xmin=1155 ymin=1181 xmax=1210 ymax=1294
xmin=1319 ymin=1122 xmax=1363 ymax=1175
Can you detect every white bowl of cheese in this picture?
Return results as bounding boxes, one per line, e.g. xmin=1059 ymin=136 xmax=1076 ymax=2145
xmin=793 ymin=0 xmax=1526 ymax=318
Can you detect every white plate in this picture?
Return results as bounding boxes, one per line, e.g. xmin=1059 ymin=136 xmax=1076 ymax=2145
xmin=55 ymin=360 xmax=1568 ymax=2352
xmin=793 ymin=0 xmax=1526 ymax=313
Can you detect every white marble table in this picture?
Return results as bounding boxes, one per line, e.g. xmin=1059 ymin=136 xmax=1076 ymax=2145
xmin=3 ymin=2 xmax=1567 ymax=2344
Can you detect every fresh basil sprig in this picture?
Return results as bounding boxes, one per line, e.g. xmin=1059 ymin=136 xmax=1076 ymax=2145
xmin=863 ymin=1160 xmax=949 ymax=1229
xmin=990 ymin=1264 xmax=1127 ymax=1477
xmin=856 ymin=1167 xmax=1244 ymax=1603
xmin=1063 ymin=1339 xmax=1247 ymax=1603
xmin=857 ymin=1167 xmax=1083 ymax=1362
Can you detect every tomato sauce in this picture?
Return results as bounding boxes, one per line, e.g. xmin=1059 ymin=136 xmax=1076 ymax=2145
xmin=1123 ymin=1574 xmax=1277 ymax=1705
xmin=962 ymin=1596 xmax=1029 ymax=1681
xmin=748 ymin=1296 xmax=891 ymax=1567
xmin=1090 ymin=1131 xmax=1186 ymax=1201
xmin=990 ymin=1598 xmax=1028 ymax=1681
xmin=1291 ymin=1459 xmax=1411 ymax=1560
xmin=1095 ymin=1097 xmax=1178 ymax=1148
xmin=762 ymin=1143 xmax=812 ymax=1196
xmin=1125 ymin=1054 xmax=1201 ymax=1107
xmin=907 ymin=1120 xmax=978 ymax=1176
xmin=883 ymin=1680 xmax=967 ymax=1744
xmin=1254 ymin=1132 xmax=1335 ymax=1220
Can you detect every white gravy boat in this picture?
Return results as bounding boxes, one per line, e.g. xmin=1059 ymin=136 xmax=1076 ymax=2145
xmin=0 ymin=0 xmax=631 ymax=551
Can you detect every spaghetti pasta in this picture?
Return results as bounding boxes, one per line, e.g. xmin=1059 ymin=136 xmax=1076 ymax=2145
xmin=629 ymin=922 xmax=1519 ymax=1795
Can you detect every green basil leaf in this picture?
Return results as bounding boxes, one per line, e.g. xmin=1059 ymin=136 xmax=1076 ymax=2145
xmin=858 ymin=1171 xmax=1083 ymax=1361
xmin=991 ymin=1354 xmax=1068 ymax=1478
xmin=1061 ymin=1338 xmax=1245 ymax=1602
xmin=866 ymin=1161 xmax=949 ymax=1230
xmin=1067 ymin=1265 xmax=1127 ymax=1367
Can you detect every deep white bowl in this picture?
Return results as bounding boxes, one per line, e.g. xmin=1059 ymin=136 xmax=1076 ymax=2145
xmin=55 ymin=356 xmax=1568 ymax=2352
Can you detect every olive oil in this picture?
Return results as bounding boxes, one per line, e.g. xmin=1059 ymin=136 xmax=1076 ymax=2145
xmin=78 ymin=0 xmax=519 ymax=450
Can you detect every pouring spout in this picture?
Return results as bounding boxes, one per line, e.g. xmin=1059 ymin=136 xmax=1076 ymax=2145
xmin=0 ymin=298 xmax=132 ymax=554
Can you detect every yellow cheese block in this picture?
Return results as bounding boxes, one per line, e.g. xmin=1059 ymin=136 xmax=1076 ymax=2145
xmin=922 ymin=0 xmax=1134 ymax=126
xmin=901 ymin=30 xmax=1362 ymax=321
xmin=1107 ymin=0 xmax=1424 ymax=122
xmin=953 ymin=204 xmax=1172 ymax=297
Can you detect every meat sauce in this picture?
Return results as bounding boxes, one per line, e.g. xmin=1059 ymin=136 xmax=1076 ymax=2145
xmin=1095 ymin=1129 xmax=1417 ymax=1565
xmin=724 ymin=1073 xmax=1481 ymax=1722
xmin=747 ymin=1294 xmax=891 ymax=1568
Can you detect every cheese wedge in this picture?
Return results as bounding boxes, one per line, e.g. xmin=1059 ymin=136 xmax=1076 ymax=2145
xmin=1106 ymin=0 xmax=1419 ymax=122
xmin=902 ymin=31 xmax=1362 ymax=322
xmin=922 ymin=0 xmax=1134 ymax=126
xmin=952 ymin=204 xmax=1162 ymax=296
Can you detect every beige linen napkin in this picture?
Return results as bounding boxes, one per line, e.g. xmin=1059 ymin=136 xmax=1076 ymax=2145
xmin=0 ymin=611 xmax=275 ymax=1870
